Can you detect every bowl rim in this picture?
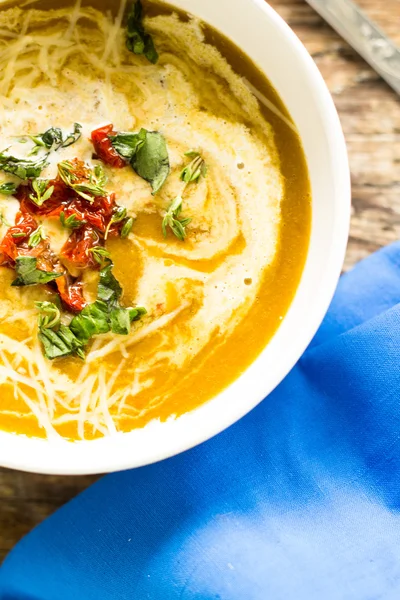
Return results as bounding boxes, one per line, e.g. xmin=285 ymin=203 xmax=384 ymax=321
xmin=0 ymin=0 xmax=351 ymax=475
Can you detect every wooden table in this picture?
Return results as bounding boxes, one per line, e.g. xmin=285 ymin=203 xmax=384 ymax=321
xmin=0 ymin=0 xmax=399 ymax=564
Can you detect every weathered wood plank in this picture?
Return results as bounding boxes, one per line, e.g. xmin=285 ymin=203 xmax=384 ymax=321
xmin=0 ymin=0 xmax=399 ymax=564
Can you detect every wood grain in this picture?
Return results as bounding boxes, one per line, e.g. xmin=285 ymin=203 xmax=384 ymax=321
xmin=0 ymin=0 xmax=399 ymax=564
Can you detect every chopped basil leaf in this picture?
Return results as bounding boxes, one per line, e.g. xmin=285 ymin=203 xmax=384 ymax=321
xmin=33 ymin=123 xmax=82 ymax=151
xmin=39 ymin=325 xmax=85 ymax=360
xmin=109 ymin=306 xmax=131 ymax=335
xmin=129 ymin=306 xmax=147 ymax=321
xmin=60 ymin=123 xmax=82 ymax=149
xmin=11 ymin=256 xmax=62 ymax=286
xmin=0 ymin=182 xmax=17 ymax=195
xmin=69 ymin=300 xmax=111 ymax=345
xmin=98 ymin=263 xmax=123 ymax=303
xmin=131 ymin=130 xmax=169 ymax=194
xmin=110 ymin=130 xmax=146 ymax=160
xmin=111 ymin=128 xmax=169 ymax=194
xmin=126 ymin=0 xmax=158 ymax=64
xmin=36 ymin=127 xmax=63 ymax=149
xmin=0 ymin=151 xmax=49 ymax=180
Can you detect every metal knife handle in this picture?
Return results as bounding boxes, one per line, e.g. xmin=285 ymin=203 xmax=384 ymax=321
xmin=305 ymin=0 xmax=400 ymax=95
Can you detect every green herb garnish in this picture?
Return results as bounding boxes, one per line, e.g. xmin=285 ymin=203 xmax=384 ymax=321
xmin=0 ymin=212 xmax=11 ymax=227
xmin=29 ymin=179 xmax=54 ymax=206
xmin=162 ymin=152 xmax=206 ymax=241
xmin=35 ymin=301 xmax=61 ymax=329
xmin=31 ymin=123 xmax=82 ymax=152
xmin=36 ymin=301 xmax=86 ymax=360
xmin=59 ymin=123 xmax=82 ymax=149
xmin=126 ymin=0 xmax=158 ymax=64
xmin=131 ymin=130 xmax=169 ymax=194
xmin=161 ymin=195 xmax=191 ymax=242
xmin=11 ymin=256 xmax=62 ymax=287
xmin=181 ymin=151 xmax=207 ymax=183
xmin=88 ymin=246 xmax=111 ymax=265
xmin=28 ymin=225 xmax=45 ymax=248
xmin=35 ymin=265 xmax=146 ymax=359
xmin=57 ymin=160 xmax=107 ymax=202
xmin=120 ymin=217 xmax=134 ymax=238
xmin=105 ymin=205 xmax=127 ymax=239
xmin=60 ymin=211 xmax=85 ymax=229
xmin=109 ymin=130 xmax=146 ymax=160
xmin=0 ymin=182 xmax=17 ymax=195
xmin=92 ymin=164 xmax=107 ymax=187
xmin=111 ymin=128 xmax=169 ymax=194
xmin=39 ymin=325 xmax=86 ymax=360
xmin=70 ymin=263 xmax=146 ymax=341
xmin=69 ymin=300 xmax=111 ymax=345
xmin=0 ymin=151 xmax=49 ymax=180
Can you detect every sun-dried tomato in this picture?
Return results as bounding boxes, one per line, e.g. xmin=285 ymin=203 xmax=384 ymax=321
xmin=62 ymin=193 xmax=117 ymax=233
xmin=91 ymin=124 xmax=126 ymax=168
xmin=56 ymin=275 xmax=87 ymax=312
xmin=0 ymin=210 xmax=39 ymax=264
xmin=60 ymin=225 xmax=100 ymax=269
xmin=17 ymin=179 xmax=71 ymax=217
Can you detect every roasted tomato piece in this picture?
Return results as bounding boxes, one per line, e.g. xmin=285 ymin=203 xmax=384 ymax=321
xmin=17 ymin=179 xmax=71 ymax=217
xmin=56 ymin=275 xmax=87 ymax=312
xmin=0 ymin=210 xmax=38 ymax=264
xmin=62 ymin=194 xmax=116 ymax=233
xmin=60 ymin=225 xmax=100 ymax=269
xmin=35 ymin=248 xmax=64 ymax=274
xmin=91 ymin=124 xmax=126 ymax=168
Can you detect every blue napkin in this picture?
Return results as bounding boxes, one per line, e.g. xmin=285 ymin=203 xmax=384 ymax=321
xmin=1 ymin=241 xmax=400 ymax=600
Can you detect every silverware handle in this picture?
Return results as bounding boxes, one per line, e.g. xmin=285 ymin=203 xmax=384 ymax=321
xmin=305 ymin=0 xmax=400 ymax=95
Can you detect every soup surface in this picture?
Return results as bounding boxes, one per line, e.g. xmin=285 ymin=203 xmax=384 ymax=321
xmin=0 ymin=0 xmax=310 ymax=440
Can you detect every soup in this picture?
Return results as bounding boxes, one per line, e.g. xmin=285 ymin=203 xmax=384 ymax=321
xmin=0 ymin=0 xmax=311 ymax=441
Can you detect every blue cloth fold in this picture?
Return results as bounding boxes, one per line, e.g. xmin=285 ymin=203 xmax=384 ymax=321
xmin=1 ymin=242 xmax=400 ymax=600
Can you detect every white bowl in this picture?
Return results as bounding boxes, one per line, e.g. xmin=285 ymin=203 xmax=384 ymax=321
xmin=0 ymin=0 xmax=350 ymax=474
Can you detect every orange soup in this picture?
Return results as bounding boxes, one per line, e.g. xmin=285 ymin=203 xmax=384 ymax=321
xmin=0 ymin=0 xmax=310 ymax=440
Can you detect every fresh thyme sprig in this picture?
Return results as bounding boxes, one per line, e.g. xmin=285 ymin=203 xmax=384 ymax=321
xmin=162 ymin=152 xmax=206 ymax=241
xmin=28 ymin=225 xmax=46 ymax=248
xmin=29 ymin=179 xmax=54 ymax=206
xmin=89 ymin=246 xmax=111 ymax=266
xmin=60 ymin=211 xmax=86 ymax=229
xmin=105 ymin=206 xmax=127 ymax=239
xmin=57 ymin=161 xmax=107 ymax=202
xmin=162 ymin=195 xmax=192 ymax=242
xmin=0 ymin=182 xmax=17 ymax=195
